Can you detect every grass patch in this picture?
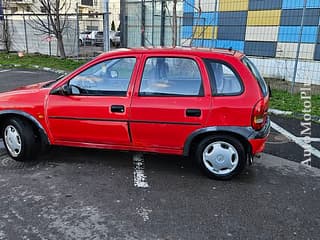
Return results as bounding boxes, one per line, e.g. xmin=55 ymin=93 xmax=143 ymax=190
xmin=270 ymin=89 xmax=320 ymax=117
xmin=0 ymin=53 xmax=86 ymax=72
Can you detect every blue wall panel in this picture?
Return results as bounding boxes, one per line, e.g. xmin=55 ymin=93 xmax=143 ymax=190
xmin=314 ymin=44 xmax=320 ymax=60
xmin=182 ymin=26 xmax=193 ymax=38
xmin=280 ymin=9 xmax=320 ymax=26
xmin=217 ymin=26 xmax=246 ymax=40
xmin=244 ymin=41 xmax=277 ymax=57
xmin=278 ymin=26 xmax=318 ymax=43
xmin=280 ymin=9 xmax=303 ymax=25
xmin=218 ymin=11 xmax=247 ymax=26
xmin=191 ymin=39 xmax=214 ymax=48
xmin=283 ymin=0 xmax=320 ymax=9
xmin=183 ymin=0 xmax=194 ymax=13
xmin=303 ymin=8 xmax=320 ymax=25
xmin=194 ymin=12 xmax=218 ymax=26
xmin=302 ymin=26 xmax=318 ymax=42
xmin=183 ymin=13 xmax=194 ymax=26
xmin=308 ymin=0 xmax=320 ymax=8
xmin=215 ymin=40 xmax=244 ymax=51
xmin=249 ymin=0 xmax=283 ymax=10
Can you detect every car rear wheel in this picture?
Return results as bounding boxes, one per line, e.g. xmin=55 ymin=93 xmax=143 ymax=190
xmin=2 ymin=118 xmax=38 ymax=162
xmin=196 ymin=135 xmax=246 ymax=180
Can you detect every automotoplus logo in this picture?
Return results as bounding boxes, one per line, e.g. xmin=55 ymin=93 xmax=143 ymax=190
xmin=300 ymin=81 xmax=312 ymax=166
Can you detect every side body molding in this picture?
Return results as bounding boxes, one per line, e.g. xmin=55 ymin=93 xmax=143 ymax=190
xmin=0 ymin=110 xmax=50 ymax=145
xmin=183 ymin=126 xmax=254 ymax=156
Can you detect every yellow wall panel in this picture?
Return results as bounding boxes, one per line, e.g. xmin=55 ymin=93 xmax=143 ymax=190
xmin=219 ymin=0 xmax=249 ymax=12
xmin=247 ymin=10 xmax=281 ymax=26
xmin=193 ymin=26 xmax=216 ymax=39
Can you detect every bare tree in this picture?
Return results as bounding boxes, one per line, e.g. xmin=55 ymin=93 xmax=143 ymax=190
xmin=30 ymin=0 xmax=71 ymax=58
xmin=0 ymin=0 xmax=11 ymax=53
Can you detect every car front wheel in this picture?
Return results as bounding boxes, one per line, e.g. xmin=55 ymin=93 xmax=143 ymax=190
xmin=196 ymin=135 xmax=246 ymax=180
xmin=2 ymin=118 xmax=38 ymax=162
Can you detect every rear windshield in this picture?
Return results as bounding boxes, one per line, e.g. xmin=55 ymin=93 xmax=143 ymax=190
xmin=242 ymin=57 xmax=268 ymax=97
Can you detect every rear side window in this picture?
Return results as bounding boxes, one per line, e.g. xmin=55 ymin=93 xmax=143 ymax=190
xmin=242 ymin=57 xmax=268 ymax=97
xmin=204 ymin=60 xmax=242 ymax=95
xmin=139 ymin=57 xmax=203 ymax=96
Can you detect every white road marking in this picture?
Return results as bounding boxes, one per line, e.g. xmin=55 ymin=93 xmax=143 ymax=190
xmin=136 ymin=207 xmax=152 ymax=222
xmin=296 ymin=137 xmax=320 ymax=142
xmin=271 ymin=121 xmax=320 ymax=159
xmin=16 ymin=70 xmax=37 ymax=74
xmin=133 ymin=153 xmax=149 ymax=188
xmin=0 ymin=69 xmax=11 ymax=73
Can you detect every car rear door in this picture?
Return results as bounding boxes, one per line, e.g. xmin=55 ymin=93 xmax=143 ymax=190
xmin=46 ymin=56 xmax=139 ymax=146
xmin=130 ymin=54 xmax=212 ymax=152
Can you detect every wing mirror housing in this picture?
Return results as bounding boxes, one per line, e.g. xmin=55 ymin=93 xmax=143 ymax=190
xmin=50 ymin=84 xmax=72 ymax=96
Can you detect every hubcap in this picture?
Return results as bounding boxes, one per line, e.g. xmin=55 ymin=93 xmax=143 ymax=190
xmin=202 ymin=141 xmax=239 ymax=175
xmin=4 ymin=125 xmax=22 ymax=157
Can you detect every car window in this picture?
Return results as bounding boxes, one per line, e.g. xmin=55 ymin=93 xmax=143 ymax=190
xmin=139 ymin=57 xmax=203 ymax=96
xmin=242 ymin=57 xmax=268 ymax=97
xmin=69 ymin=57 xmax=136 ymax=96
xmin=204 ymin=60 xmax=242 ymax=95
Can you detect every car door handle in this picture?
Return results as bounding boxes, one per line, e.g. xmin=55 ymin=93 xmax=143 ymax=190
xmin=111 ymin=105 xmax=125 ymax=113
xmin=186 ymin=109 xmax=201 ymax=117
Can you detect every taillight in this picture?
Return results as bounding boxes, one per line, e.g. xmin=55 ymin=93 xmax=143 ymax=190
xmin=252 ymin=98 xmax=268 ymax=130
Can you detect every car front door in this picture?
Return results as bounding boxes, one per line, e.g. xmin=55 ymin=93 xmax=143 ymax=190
xmin=130 ymin=55 xmax=211 ymax=152
xmin=46 ymin=57 xmax=137 ymax=146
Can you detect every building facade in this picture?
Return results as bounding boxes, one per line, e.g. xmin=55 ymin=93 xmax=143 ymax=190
xmin=182 ymin=0 xmax=320 ymax=61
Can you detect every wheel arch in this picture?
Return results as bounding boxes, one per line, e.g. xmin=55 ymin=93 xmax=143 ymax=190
xmin=0 ymin=110 xmax=50 ymax=146
xmin=183 ymin=127 xmax=253 ymax=157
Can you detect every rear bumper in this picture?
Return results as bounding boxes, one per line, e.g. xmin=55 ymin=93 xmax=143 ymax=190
xmin=248 ymin=116 xmax=270 ymax=155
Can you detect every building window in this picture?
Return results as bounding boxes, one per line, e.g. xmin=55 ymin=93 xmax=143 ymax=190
xmin=81 ymin=0 xmax=93 ymax=6
xmin=40 ymin=6 xmax=47 ymax=13
xmin=10 ymin=7 xmax=18 ymax=14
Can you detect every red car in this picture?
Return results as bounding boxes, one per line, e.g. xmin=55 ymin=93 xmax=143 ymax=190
xmin=0 ymin=48 xmax=270 ymax=179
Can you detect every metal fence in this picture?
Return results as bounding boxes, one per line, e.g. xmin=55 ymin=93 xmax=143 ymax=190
xmin=0 ymin=13 xmax=108 ymax=58
xmin=1 ymin=0 xmax=320 ymax=89
xmin=122 ymin=0 xmax=320 ymax=88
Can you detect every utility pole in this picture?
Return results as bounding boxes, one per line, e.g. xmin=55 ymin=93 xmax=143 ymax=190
xmin=120 ymin=0 xmax=127 ymax=47
xmin=76 ymin=3 xmax=79 ymax=58
xmin=291 ymin=0 xmax=307 ymax=93
xmin=22 ymin=8 xmax=29 ymax=54
xmin=103 ymin=0 xmax=110 ymax=52
xmin=141 ymin=0 xmax=145 ymax=46
xmin=160 ymin=0 xmax=166 ymax=46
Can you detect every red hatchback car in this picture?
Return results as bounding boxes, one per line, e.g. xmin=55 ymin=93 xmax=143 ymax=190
xmin=0 ymin=48 xmax=270 ymax=179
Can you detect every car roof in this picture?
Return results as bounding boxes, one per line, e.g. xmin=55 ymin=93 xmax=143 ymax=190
xmin=97 ymin=47 xmax=245 ymax=60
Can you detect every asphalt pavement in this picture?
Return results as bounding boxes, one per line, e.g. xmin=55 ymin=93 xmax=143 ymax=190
xmin=0 ymin=69 xmax=319 ymax=239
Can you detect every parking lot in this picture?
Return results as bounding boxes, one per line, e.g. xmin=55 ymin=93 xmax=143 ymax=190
xmin=0 ymin=69 xmax=319 ymax=239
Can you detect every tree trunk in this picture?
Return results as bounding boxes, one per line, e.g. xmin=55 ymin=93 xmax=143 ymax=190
xmin=3 ymin=16 xmax=11 ymax=53
xmin=56 ymin=32 xmax=66 ymax=58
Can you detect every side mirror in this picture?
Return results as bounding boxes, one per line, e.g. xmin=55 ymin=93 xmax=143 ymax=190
xmin=50 ymin=84 xmax=72 ymax=96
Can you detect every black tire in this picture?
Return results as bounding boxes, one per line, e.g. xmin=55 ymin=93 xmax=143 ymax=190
xmin=2 ymin=118 xmax=39 ymax=162
xmin=195 ymin=135 xmax=246 ymax=180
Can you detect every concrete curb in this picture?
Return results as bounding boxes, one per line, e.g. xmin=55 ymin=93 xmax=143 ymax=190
xmin=0 ymin=63 xmax=68 ymax=75
xmin=269 ymin=108 xmax=320 ymax=123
